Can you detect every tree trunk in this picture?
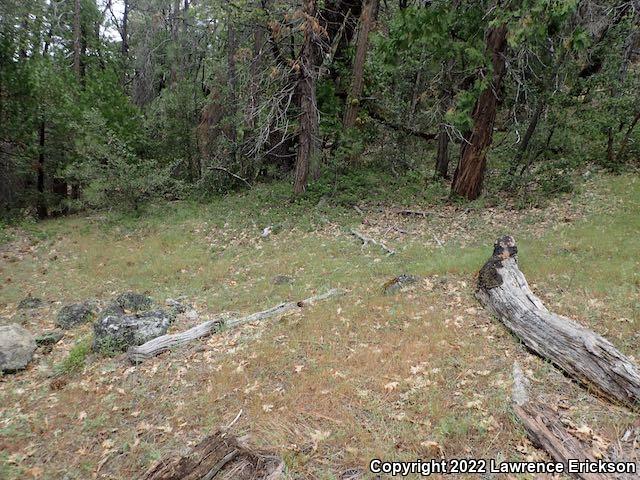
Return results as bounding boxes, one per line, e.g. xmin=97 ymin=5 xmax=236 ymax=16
xmin=227 ymin=13 xmax=238 ymax=157
xmin=73 ymin=0 xmax=81 ymax=78
xmin=616 ymin=109 xmax=640 ymax=162
xmin=293 ymin=0 xmax=320 ymax=194
xmin=607 ymin=127 xmax=615 ymax=165
xmin=515 ymin=96 xmax=544 ymax=166
xmin=169 ymin=0 xmax=181 ymax=86
xmin=435 ymin=124 xmax=450 ymax=178
xmin=246 ymin=2 xmax=265 ymax=132
xmin=120 ymin=0 xmax=129 ymax=86
xmin=451 ymin=25 xmax=508 ymax=200
xmin=477 ymin=236 xmax=640 ymax=411
xmin=343 ymin=0 xmax=378 ymax=129
xmin=36 ymin=120 xmax=47 ymax=219
xmin=121 ymin=0 xmax=129 ymax=57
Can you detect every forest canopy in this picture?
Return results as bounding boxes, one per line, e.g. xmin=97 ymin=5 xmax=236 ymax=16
xmin=1 ymin=0 xmax=639 ymax=219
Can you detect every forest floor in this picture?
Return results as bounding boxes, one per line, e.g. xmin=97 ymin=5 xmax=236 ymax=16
xmin=1 ymin=173 xmax=639 ymax=479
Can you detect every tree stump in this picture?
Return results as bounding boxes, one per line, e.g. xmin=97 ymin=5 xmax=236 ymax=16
xmin=477 ymin=236 xmax=640 ymax=410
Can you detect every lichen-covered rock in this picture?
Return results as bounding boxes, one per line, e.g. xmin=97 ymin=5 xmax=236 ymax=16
xmin=17 ymin=296 xmax=44 ymax=310
xmin=93 ymin=310 xmax=171 ymax=353
xmin=115 ymin=291 xmax=154 ymax=312
xmin=0 ymin=324 xmax=37 ymax=371
xmin=55 ymin=303 xmax=95 ymax=329
xmin=36 ymin=330 xmax=64 ymax=346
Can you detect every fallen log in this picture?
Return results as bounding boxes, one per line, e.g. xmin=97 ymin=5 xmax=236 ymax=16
xmin=395 ymin=209 xmax=429 ymax=217
xmin=127 ymin=289 xmax=344 ymax=363
xmin=141 ymin=430 xmax=283 ymax=480
xmin=350 ymin=229 xmax=396 ymax=256
xmin=511 ymin=363 xmax=603 ymax=480
xmin=477 ymin=236 xmax=640 ymax=410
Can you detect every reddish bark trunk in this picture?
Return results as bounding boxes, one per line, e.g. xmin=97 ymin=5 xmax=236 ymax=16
xmin=451 ymin=25 xmax=508 ymax=200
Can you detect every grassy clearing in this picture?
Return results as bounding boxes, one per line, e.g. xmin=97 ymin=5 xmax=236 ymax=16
xmin=0 ymin=173 xmax=638 ymax=479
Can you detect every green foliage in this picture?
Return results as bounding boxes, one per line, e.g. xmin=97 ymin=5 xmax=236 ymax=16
xmin=93 ymin=336 xmax=128 ymax=357
xmin=65 ymin=111 xmax=181 ymax=211
xmin=54 ymin=337 xmax=91 ymax=375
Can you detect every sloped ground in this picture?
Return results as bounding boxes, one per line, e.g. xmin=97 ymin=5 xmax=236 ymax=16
xmin=0 ymin=174 xmax=638 ymax=479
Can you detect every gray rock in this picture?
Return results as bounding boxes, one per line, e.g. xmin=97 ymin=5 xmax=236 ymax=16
xmin=55 ymin=303 xmax=95 ymax=329
xmin=101 ymin=302 xmax=125 ymax=317
xmin=0 ymin=324 xmax=37 ymax=371
xmin=272 ymin=275 xmax=294 ymax=285
xmin=36 ymin=330 xmax=64 ymax=346
xmin=93 ymin=310 xmax=171 ymax=353
xmin=17 ymin=296 xmax=44 ymax=310
xmin=114 ymin=291 xmax=154 ymax=312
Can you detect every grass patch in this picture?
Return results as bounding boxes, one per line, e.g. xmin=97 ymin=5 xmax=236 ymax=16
xmin=54 ymin=336 xmax=91 ymax=376
xmin=0 ymin=173 xmax=638 ymax=479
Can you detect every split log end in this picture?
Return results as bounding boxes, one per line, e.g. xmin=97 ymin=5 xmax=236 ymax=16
xmin=477 ymin=235 xmax=518 ymax=291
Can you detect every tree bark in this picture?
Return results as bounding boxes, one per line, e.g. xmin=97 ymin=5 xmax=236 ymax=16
xmin=435 ymin=124 xmax=450 ymax=178
xmin=121 ymin=0 xmax=129 ymax=58
xmin=246 ymin=2 xmax=265 ymax=132
xmin=73 ymin=0 xmax=81 ymax=79
xmin=477 ymin=236 xmax=640 ymax=411
xmin=451 ymin=25 xmax=508 ymax=200
xmin=511 ymin=364 xmax=603 ymax=480
xmin=343 ymin=0 xmax=378 ymax=129
xmin=36 ymin=120 xmax=47 ymax=219
xmin=293 ymin=0 xmax=320 ymax=194
xmin=142 ymin=431 xmax=284 ymax=480
xmin=227 ymin=11 xmax=238 ymax=161
xmin=616 ymin=109 xmax=640 ymax=162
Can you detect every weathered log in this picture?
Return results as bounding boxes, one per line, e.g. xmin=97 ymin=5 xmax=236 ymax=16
xmin=477 ymin=236 xmax=640 ymax=410
xmin=511 ymin=363 xmax=602 ymax=480
xmin=127 ymin=289 xmax=344 ymax=363
xmin=141 ymin=431 xmax=284 ymax=480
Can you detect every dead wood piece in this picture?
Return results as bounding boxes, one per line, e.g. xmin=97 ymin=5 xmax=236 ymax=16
xmin=127 ymin=289 xmax=344 ymax=363
xmin=142 ymin=431 xmax=284 ymax=480
xmin=350 ymin=229 xmax=395 ymax=256
xmin=477 ymin=236 xmax=640 ymax=410
xmin=511 ymin=363 xmax=602 ymax=480
xmin=396 ymin=209 xmax=429 ymax=217
xmin=209 ymin=166 xmax=252 ymax=188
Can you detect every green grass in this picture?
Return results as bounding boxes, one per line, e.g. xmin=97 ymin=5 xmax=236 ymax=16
xmin=54 ymin=336 xmax=91 ymax=375
xmin=0 ymin=172 xmax=638 ymax=479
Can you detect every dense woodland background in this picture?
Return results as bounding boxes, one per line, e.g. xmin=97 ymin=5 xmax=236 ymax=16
xmin=1 ymin=0 xmax=639 ymax=220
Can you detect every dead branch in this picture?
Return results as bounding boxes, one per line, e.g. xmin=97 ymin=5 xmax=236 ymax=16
xmin=127 ymin=289 xmax=345 ymax=363
xmin=209 ymin=166 xmax=252 ymax=188
xmin=511 ymin=363 xmax=603 ymax=480
xmin=350 ymin=229 xmax=396 ymax=256
xmin=395 ymin=209 xmax=429 ymax=217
